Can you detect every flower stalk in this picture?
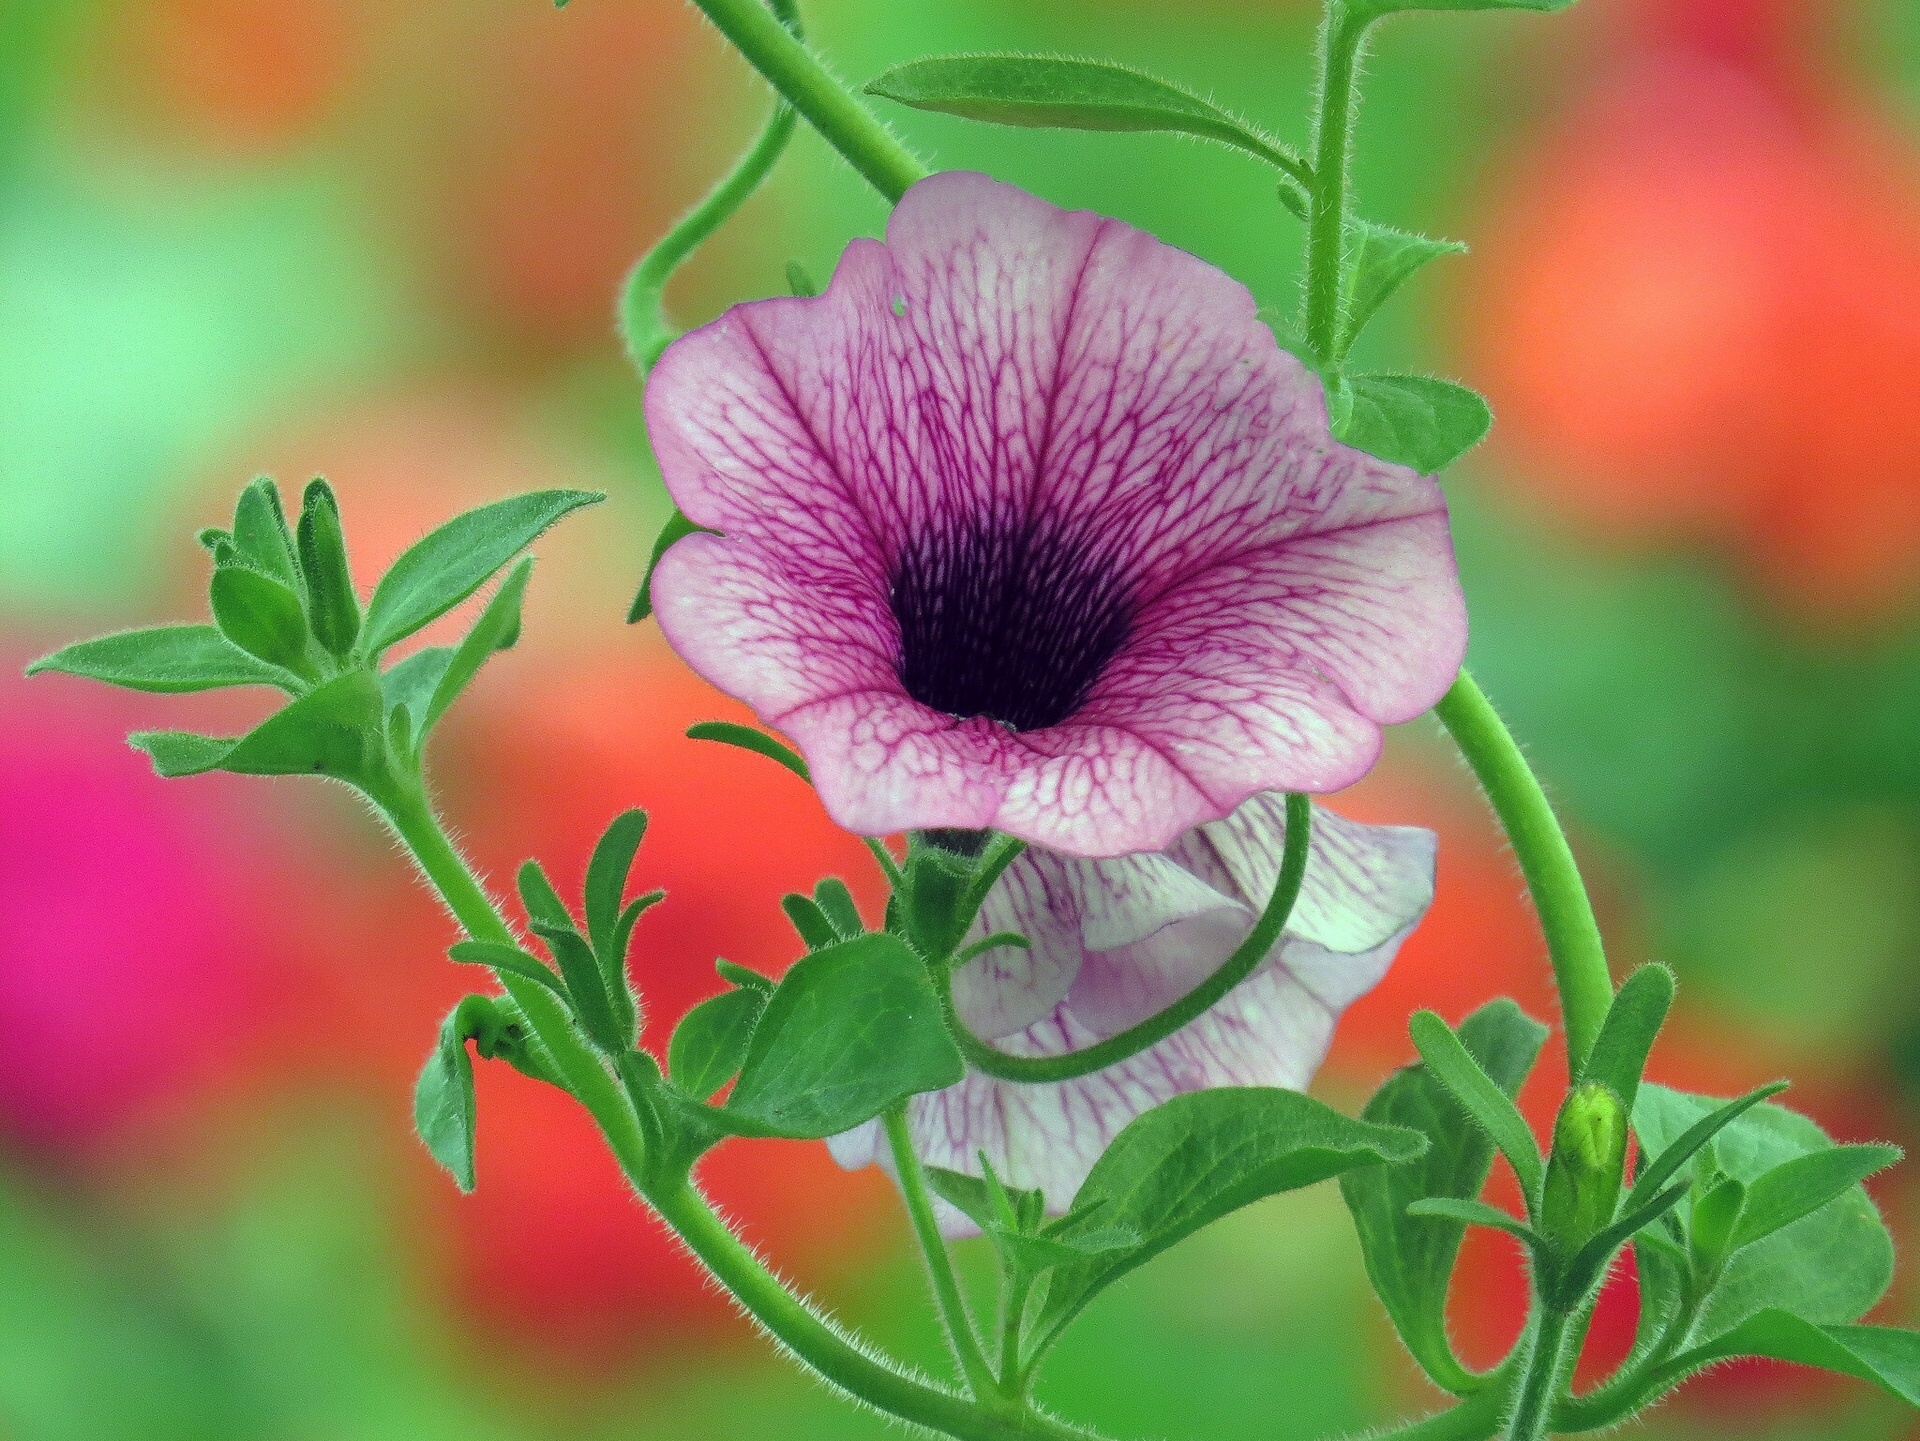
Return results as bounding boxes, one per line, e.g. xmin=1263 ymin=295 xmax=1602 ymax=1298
xmin=885 ymin=1105 xmax=1000 ymax=1399
xmin=1304 ymin=1 xmax=1368 ymax=364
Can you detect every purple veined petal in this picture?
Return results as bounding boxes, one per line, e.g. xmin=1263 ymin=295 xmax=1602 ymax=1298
xmin=948 ymin=849 xmax=1086 ymax=1041
xmin=646 ymin=171 xmax=1469 ymax=858
xmin=829 ymin=796 xmax=1436 ymax=1233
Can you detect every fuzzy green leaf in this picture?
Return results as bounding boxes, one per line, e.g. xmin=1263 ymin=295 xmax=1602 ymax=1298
xmin=668 ymin=988 xmax=767 ymax=1099
xmin=686 ymin=720 xmax=810 ymax=782
xmin=210 ymin=565 xmax=309 ymax=673
xmin=1035 ymin=1088 xmax=1426 ymax=1344
xmin=866 ymin=54 xmax=1310 ymax=199
xmin=1634 ymin=1085 xmax=1894 ymax=1338
xmin=28 ymin=624 xmax=295 ymax=694
xmin=1339 ymin=220 xmax=1463 ymax=355
xmin=1408 ymin=1009 xmax=1544 ymax=1202
xmin=230 ymin=477 xmax=302 ymax=594
xmin=296 ymin=479 xmax=361 ymax=660
xmin=129 ymin=670 xmax=385 ymax=784
xmin=1580 ymin=964 xmax=1675 ymax=1117
xmin=1732 ymin=1144 xmax=1902 ymax=1251
xmin=417 ymin=557 xmax=531 ymax=745
xmin=628 ymin=509 xmax=713 ymax=623
xmin=724 ymin=933 xmax=963 ymax=1139
xmin=1335 ymin=374 xmax=1492 ymax=473
xmin=585 ymin=808 xmax=650 ymax=962
xmin=1660 ymin=1310 xmax=1920 ymax=1408
xmin=362 ymin=489 xmax=600 ymax=654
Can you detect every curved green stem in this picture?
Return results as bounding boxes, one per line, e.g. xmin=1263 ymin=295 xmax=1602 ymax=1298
xmin=684 ymin=0 xmax=928 ymax=203
xmin=885 ymin=1107 xmax=999 ymax=1399
xmin=1354 ymin=1380 xmax=1510 ymax=1441
xmin=623 ymin=0 xmax=801 ymax=373
xmin=651 ymin=1179 xmax=1104 ymax=1441
xmin=951 ymin=794 xmax=1310 ymax=1084
xmin=376 ymin=779 xmax=648 ymax=1175
xmin=1433 ymin=671 xmax=1613 ymax=1075
xmin=1303 ymin=2 xmax=1367 ymax=363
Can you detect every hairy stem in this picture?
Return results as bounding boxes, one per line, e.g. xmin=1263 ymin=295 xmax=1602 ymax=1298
xmin=651 ymin=1179 xmax=1104 ymax=1441
xmin=885 ymin=1106 xmax=1000 ymax=1399
xmin=1505 ymin=1309 xmax=1575 ymax=1441
xmin=1359 ymin=1381 xmax=1511 ymax=1441
xmin=685 ymin=0 xmax=927 ymax=202
xmin=377 ymin=779 xmax=647 ymax=1175
xmin=1303 ymin=2 xmax=1368 ymax=364
xmin=1433 ymin=672 xmax=1613 ymax=1074
xmin=951 ymin=793 xmax=1310 ymax=1083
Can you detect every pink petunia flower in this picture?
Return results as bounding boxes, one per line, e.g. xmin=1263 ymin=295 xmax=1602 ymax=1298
xmin=645 ymin=172 xmax=1466 ymax=858
xmin=829 ymin=793 xmax=1436 ymax=1225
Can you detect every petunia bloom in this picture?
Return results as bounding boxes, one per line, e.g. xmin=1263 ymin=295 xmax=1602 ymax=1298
xmin=828 ymin=792 xmax=1436 ymax=1227
xmin=646 ymin=172 xmax=1466 ymax=858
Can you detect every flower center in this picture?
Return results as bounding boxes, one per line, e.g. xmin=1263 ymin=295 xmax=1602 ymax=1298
xmin=891 ymin=518 xmax=1134 ymax=732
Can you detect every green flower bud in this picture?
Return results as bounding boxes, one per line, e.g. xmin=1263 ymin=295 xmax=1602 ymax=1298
xmin=297 ymin=478 xmax=362 ymax=660
xmin=1541 ymin=1081 xmax=1629 ymax=1254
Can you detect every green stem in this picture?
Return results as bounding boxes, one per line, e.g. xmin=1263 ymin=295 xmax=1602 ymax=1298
xmin=1433 ymin=672 xmax=1613 ymax=1075
xmin=1505 ymin=1309 xmax=1574 ymax=1441
xmin=1303 ymin=2 xmax=1367 ymax=364
xmin=377 ymin=780 xmax=648 ymax=1176
xmin=999 ymin=1268 xmax=1034 ymax=1400
xmin=884 ymin=1106 xmax=1000 ymax=1400
xmin=952 ymin=793 xmax=1310 ymax=1084
xmin=684 ymin=0 xmax=928 ymax=203
xmin=623 ymin=0 xmax=801 ymax=373
xmin=651 ymin=1179 xmax=1103 ymax=1441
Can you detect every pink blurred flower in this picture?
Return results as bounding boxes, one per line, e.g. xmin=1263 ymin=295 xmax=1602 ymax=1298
xmin=646 ymin=172 xmax=1466 ymax=858
xmin=830 ymin=793 xmax=1435 ymax=1220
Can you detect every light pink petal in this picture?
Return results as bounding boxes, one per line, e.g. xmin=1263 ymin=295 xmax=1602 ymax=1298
xmin=948 ymin=849 xmax=1086 ymax=1041
xmin=897 ymin=963 xmax=1342 ymax=1228
xmin=645 ymin=172 xmax=1467 ymax=856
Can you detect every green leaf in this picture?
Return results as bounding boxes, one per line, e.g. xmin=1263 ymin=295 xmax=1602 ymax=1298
xmin=686 ymin=720 xmax=809 ymax=782
xmin=781 ymin=892 xmax=840 ymax=952
xmin=668 ymin=988 xmax=767 ymax=1099
xmin=380 ymin=646 xmax=454 ymax=731
xmin=1561 ymin=1181 xmax=1690 ymax=1302
xmin=1579 ymin=964 xmax=1674 ymax=1117
xmin=230 ymin=477 xmax=302 ymax=595
xmin=1731 ymin=1145 xmax=1902 ymax=1250
xmin=516 ymin=858 xmax=573 ymax=932
xmin=362 ymin=489 xmax=600 ymax=654
xmin=812 ymin=877 xmax=864 ymax=939
xmin=628 ymin=509 xmax=714 ymax=623
xmin=1408 ymin=1009 xmax=1544 ymax=1203
xmin=1035 ymin=1088 xmax=1426 ymax=1344
xmin=866 ymin=54 xmax=1310 ymax=202
xmin=209 ymin=565 xmax=310 ymax=672
xmin=585 ymin=808 xmax=649 ymax=962
xmin=446 ymin=940 xmax=571 ymax=1004
xmin=417 ymin=556 xmax=532 ymax=745
xmin=27 ymin=625 xmax=296 ymax=694
xmin=723 ymin=932 xmax=963 ymax=1139
xmin=926 ymin=1166 xmax=1045 ymax=1235
xmin=1334 ymin=374 xmax=1493 ymax=473
xmin=609 ymin=890 xmax=664 ymax=979
xmin=1338 ymin=220 xmax=1464 ymax=357
xmin=1634 ymin=1085 xmax=1894 ymax=1338
xmin=1628 ymin=1081 xmax=1789 ymax=1208
xmin=1689 ymin=1177 xmax=1746 ymax=1274
xmin=1341 ymin=999 xmax=1548 ymax=1394
xmin=716 ymin=958 xmax=775 ymax=994
xmin=296 ymin=479 xmax=362 ymax=661
xmin=1405 ymin=1197 xmax=1539 ymax=1246
xmin=993 ymin=1225 xmax=1139 ymax=1278
xmin=129 ymin=670 xmax=387 ymax=784
xmin=532 ymin=920 xmax=627 ymax=1052
xmin=1661 ymin=1310 xmax=1920 ymax=1408
xmin=415 ymin=1006 xmax=482 ymax=1192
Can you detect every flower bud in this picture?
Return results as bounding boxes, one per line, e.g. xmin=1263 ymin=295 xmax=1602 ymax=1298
xmin=297 ymin=478 xmax=362 ymax=660
xmin=1541 ymin=1081 xmax=1629 ymax=1254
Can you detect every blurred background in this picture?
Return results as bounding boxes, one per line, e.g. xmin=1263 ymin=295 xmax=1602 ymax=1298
xmin=3 ymin=0 xmax=1919 ymax=1436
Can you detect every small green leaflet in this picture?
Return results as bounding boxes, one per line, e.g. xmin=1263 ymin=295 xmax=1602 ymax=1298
xmin=628 ymin=509 xmax=714 ymax=623
xmin=668 ymin=988 xmax=767 ymax=1099
xmin=866 ymin=54 xmax=1310 ymax=203
xmin=1334 ymin=374 xmax=1493 ymax=473
xmin=416 ymin=557 xmax=531 ymax=746
xmin=1657 ymin=1309 xmax=1920 ymax=1409
xmin=27 ymin=624 xmax=296 ymax=695
xmin=1338 ymin=220 xmax=1463 ymax=359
